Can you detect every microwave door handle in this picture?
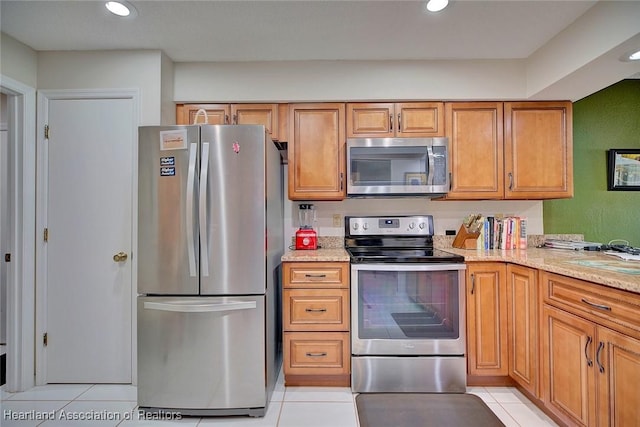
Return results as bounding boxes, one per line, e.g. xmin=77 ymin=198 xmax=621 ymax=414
xmin=186 ymin=143 xmax=198 ymax=277
xmin=199 ymin=142 xmax=210 ymax=277
xmin=426 ymin=146 xmax=435 ymax=185
xmin=144 ymin=300 xmax=257 ymax=313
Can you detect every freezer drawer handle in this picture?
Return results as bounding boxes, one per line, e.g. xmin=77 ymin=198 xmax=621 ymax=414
xmin=143 ymin=300 xmax=256 ymax=313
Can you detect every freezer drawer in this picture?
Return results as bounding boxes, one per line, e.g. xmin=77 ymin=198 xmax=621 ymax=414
xmin=137 ymin=296 xmax=266 ymax=414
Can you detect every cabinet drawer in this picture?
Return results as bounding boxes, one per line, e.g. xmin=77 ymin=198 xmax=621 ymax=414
xmin=283 ymin=262 xmax=349 ymax=288
xmin=542 ymin=271 xmax=640 ymax=338
xmin=284 ymin=332 xmax=350 ymax=375
xmin=284 ymin=289 xmax=349 ymax=331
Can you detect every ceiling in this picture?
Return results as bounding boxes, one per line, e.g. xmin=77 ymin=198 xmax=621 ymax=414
xmin=1 ymin=0 xmax=601 ymax=62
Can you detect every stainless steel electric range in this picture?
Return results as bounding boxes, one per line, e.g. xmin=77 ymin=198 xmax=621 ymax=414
xmin=345 ymin=215 xmax=467 ymax=393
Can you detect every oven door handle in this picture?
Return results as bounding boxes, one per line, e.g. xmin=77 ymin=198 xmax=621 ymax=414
xmin=351 ymin=263 xmax=466 ymax=272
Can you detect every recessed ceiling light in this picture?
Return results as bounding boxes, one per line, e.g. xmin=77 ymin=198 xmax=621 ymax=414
xmin=425 ymin=0 xmax=449 ymax=13
xmin=105 ymin=1 xmax=135 ymax=17
xmin=629 ymin=50 xmax=640 ymax=61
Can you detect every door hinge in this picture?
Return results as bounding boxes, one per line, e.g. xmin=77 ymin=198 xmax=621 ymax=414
xmin=44 ymin=228 xmax=49 ymax=242
xmin=44 ymin=124 xmax=50 ymax=139
xmin=43 ymin=332 xmax=48 ymax=346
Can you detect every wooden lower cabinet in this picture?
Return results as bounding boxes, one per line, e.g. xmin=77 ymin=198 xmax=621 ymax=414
xmin=597 ymin=328 xmax=640 ymax=427
xmin=542 ymin=304 xmax=597 ymax=427
xmin=541 ymin=272 xmax=640 ymax=427
xmin=506 ymin=264 xmax=539 ymax=397
xmin=466 ymin=262 xmax=508 ymax=378
xmin=282 ymin=261 xmax=350 ymax=386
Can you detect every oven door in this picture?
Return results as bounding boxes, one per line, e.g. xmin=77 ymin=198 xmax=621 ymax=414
xmin=351 ymin=263 xmax=466 ymax=356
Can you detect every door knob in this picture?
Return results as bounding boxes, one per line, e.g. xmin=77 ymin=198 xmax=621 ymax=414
xmin=113 ymin=252 xmax=128 ymax=262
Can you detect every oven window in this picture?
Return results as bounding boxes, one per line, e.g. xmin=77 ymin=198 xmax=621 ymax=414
xmin=356 ymin=270 xmax=460 ymax=339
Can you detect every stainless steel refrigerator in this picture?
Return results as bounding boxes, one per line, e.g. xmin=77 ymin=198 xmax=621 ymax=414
xmin=136 ymin=125 xmax=283 ymax=417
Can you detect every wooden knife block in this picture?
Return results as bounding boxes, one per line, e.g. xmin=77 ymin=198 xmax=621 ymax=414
xmin=452 ymin=225 xmax=480 ymax=249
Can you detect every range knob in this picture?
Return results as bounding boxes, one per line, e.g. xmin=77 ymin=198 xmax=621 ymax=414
xmin=352 ymin=222 xmax=359 ymax=230
xmin=362 ymin=223 xmax=369 ymax=230
xmin=419 ymin=222 xmax=425 ymax=230
xmin=408 ymin=222 xmax=415 ymax=230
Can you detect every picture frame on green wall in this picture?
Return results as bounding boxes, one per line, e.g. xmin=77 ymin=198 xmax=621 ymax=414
xmin=607 ymin=149 xmax=640 ymax=191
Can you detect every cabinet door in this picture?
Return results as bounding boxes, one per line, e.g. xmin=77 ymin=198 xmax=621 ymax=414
xmin=597 ymin=327 xmax=640 ymax=427
xmin=396 ymin=102 xmax=444 ymax=137
xmin=346 ymin=103 xmax=394 ymax=138
xmin=176 ymin=103 xmax=230 ymax=125
xmin=504 ymin=102 xmax=573 ymax=199
xmin=231 ymin=104 xmax=279 ymax=140
xmin=444 ymin=102 xmax=504 ymax=199
xmin=288 ymin=103 xmax=346 ymax=200
xmin=466 ymin=263 xmax=508 ymax=376
xmin=541 ymin=304 xmax=597 ymax=427
xmin=506 ymin=264 xmax=539 ymax=397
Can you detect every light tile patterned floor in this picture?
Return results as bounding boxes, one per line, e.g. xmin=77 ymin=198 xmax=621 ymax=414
xmin=2 ymin=371 xmax=559 ymax=427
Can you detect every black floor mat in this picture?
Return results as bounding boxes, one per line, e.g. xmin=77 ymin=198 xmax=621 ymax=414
xmin=356 ymin=393 xmax=505 ymax=427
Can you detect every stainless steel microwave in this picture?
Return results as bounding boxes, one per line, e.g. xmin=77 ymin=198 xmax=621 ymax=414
xmin=347 ymin=137 xmax=450 ymax=197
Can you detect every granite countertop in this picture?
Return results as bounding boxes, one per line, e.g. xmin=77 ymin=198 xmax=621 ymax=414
xmin=281 ymin=248 xmax=350 ymax=262
xmin=442 ymin=247 xmax=640 ymax=294
xmin=281 ymin=236 xmax=640 ymax=294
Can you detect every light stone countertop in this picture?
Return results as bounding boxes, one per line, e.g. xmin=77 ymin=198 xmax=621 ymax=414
xmin=281 ymin=248 xmax=350 ymax=262
xmin=281 ymin=245 xmax=640 ymax=294
xmin=441 ymin=247 xmax=640 ymax=294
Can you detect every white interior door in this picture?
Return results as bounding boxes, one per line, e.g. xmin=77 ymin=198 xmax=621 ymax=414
xmin=45 ymin=97 xmax=134 ymax=383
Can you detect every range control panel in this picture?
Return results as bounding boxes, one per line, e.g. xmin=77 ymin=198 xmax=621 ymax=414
xmin=345 ymin=215 xmax=434 ymax=236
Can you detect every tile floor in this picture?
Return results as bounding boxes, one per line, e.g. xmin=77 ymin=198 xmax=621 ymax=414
xmin=2 ymin=369 xmax=559 ymax=427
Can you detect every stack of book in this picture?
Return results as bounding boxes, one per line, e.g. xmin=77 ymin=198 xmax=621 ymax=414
xmin=476 ymin=215 xmax=528 ymax=250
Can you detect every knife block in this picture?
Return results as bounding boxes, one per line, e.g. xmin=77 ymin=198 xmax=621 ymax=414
xmin=452 ymin=225 xmax=480 ymax=249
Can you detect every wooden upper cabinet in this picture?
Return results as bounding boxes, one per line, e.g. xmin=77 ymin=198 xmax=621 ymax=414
xmin=504 ymin=101 xmax=573 ymax=199
xmin=177 ymin=103 xmax=230 ymax=125
xmin=346 ymin=102 xmax=444 ymax=138
xmin=231 ymin=104 xmax=279 ymax=140
xmin=444 ymin=102 xmax=504 ymax=199
xmin=288 ymin=103 xmax=346 ymax=201
xmin=176 ymin=103 xmax=283 ymax=140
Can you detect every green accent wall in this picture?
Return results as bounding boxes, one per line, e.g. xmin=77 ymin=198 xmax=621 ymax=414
xmin=544 ymin=79 xmax=640 ymax=246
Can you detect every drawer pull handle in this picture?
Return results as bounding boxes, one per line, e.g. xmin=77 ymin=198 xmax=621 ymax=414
xmin=305 ymin=308 xmax=327 ymax=313
xmin=305 ymin=274 xmax=327 ymax=279
xmin=584 ymin=336 xmax=593 ymax=367
xmin=306 ymin=352 xmax=327 ymax=358
xmin=581 ymin=298 xmax=611 ymax=311
xmin=596 ymin=341 xmax=605 ymax=374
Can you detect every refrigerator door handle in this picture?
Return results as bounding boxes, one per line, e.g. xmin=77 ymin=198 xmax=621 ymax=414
xmin=186 ymin=142 xmax=198 ymax=277
xmin=143 ymin=300 xmax=257 ymax=313
xmin=199 ymin=142 xmax=210 ymax=277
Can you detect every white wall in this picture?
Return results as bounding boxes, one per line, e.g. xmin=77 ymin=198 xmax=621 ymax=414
xmin=160 ymin=52 xmax=175 ymax=125
xmin=0 ymin=33 xmax=38 ymax=89
xmin=282 ymin=166 xmax=543 ymax=247
xmin=37 ymin=50 xmax=165 ymax=125
xmin=174 ymin=60 xmax=528 ymax=102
